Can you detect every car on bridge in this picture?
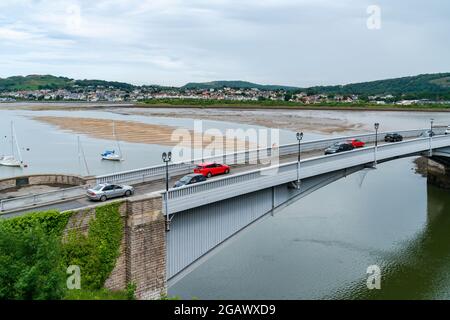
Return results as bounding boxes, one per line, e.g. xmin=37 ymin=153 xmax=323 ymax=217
xmin=420 ymin=130 xmax=436 ymax=138
xmin=174 ymin=173 xmax=207 ymax=188
xmin=194 ymin=162 xmax=230 ymax=178
xmin=445 ymin=126 xmax=450 ymax=135
xmin=384 ymin=132 xmax=403 ymax=142
xmin=86 ymin=183 xmax=134 ymax=202
xmin=346 ymin=138 xmax=365 ymax=148
xmin=324 ymin=142 xmax=354 ymax=155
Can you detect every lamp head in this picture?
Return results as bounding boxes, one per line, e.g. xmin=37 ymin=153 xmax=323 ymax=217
xmin=297 ymin=132 xmax=304 ymax=141
xmin=374 ymin=123 xmax=380 ymax=130
xmin=162 ymin=151 xmax=172 ymax=162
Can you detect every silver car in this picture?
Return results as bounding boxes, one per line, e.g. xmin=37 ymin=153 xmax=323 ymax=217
xmin=86 ymin=183 xmax=134 ymax=201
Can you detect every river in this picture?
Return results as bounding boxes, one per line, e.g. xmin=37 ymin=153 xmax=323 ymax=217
xmin=1 ymin=105 xmax=450 ymax=299
xmin=170 ymin=156 xmax=450 ymax=299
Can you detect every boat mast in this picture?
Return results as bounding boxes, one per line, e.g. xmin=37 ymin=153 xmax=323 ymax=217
xmin=78 ymin=136 xmax=82 ymax=174
xmin=78 ymin=137 xmax=90 ymax=176
xmin=11 ymin=121 xmax=23 ymax=167
xmin=10 ymin=121 xmax=14 ymax=157
xmin=113 ymin=121 xmax=123 ymax=160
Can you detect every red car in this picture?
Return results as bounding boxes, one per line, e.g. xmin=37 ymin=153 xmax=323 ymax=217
xmin=194 ymin=162 xmax=230 ymax=178
xmin=346 ymin=138 xmax=365 ymax=148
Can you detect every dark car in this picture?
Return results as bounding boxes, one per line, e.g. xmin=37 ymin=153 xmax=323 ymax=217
xmin=384 ymin=133 xmax=403 ymax=142
xmin=174 ymin=173 xmax=207 ymax=188
xmin=324 ymin=142 xmax=354 ymax=155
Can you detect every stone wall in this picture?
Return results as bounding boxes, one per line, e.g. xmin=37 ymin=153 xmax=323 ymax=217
xmin=0 ymin=174 xmax=92 ymax=192
xmin=62 ymin=193 xmax=166 ymax=300
xmin=125 ymin=194 xmax=166 ymax=299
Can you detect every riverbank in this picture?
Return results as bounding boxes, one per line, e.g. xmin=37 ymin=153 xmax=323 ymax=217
xmin=2 ymin=101 xmax=450 ymax=112
xmin=139 ymin=99 xmax=450 ymax=112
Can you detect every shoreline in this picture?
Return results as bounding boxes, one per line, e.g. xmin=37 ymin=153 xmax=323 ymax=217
xmin=1 ymin=101 xmax=450 ymax=112
xmin=135 ymin=103 xmax=450 ymax=113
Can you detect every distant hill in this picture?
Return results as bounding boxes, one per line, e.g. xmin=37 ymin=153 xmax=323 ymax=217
xmin=0 ymin=75 xmax=136 ymax=91
xmin=1 ymin=73 xmax=450 ymax=100
xmin=181 ymin=80 xmax=299 ymax=91
xmin=0 ymin=75 xmax=72 ymax=91
xmin=306 ymin=73 xmax=450 ymax=100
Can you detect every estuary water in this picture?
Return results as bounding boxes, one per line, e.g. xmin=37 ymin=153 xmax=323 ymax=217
xmin=1 ymin=105 xmax=450 ymax=299
xmin=170 ymin=157 xmax=450 ymax=299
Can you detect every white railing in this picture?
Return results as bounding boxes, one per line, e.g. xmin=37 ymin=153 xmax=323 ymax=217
xmin=164 ymin=135 xmax=450 ymax=214
xmin=1 ymin=128 xmax=445 ymax=214
xmin=95 ymin=128 xmax=436 ymax=185
xmin=0 ymin=186 xmax=87 ymax=213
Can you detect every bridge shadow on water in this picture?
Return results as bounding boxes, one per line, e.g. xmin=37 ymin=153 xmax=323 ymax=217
xmin=328 ymin=184 xmax=450 ymax=300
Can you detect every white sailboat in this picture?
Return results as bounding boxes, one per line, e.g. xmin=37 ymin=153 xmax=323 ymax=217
xmin=0 ymin=122 xmax=24 ymax=168
xmin=101 ymin=121 xmax=123 ymax=161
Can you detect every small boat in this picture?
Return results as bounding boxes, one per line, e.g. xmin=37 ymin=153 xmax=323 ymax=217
xmin=101 ymin=121 xmax=123 ymax=161
xmin=0 ymin=155 xmax=22 ymax=167
xmin=101 ymin=150 xmax=121 ymax=161
xmin=0 ymin=122 xmax=24 ymax=168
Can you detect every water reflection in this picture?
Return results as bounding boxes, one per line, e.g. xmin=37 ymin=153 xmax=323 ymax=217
xmin=169 ymin=157 xmax=450 ymax=300
xmin=334 ymin=185 xmax=450 ymax=300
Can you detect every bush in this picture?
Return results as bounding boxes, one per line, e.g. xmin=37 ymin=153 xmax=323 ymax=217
xmin=1 ymin=210 xmax=73 ymax=236
xmin=64 ymin=288 xmax=130 ymax=300
xmin=0 ymin=224 xmax=66 ymax=300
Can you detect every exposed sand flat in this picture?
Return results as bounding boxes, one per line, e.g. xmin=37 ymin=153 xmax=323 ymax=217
xmin=33 ymin=116 xmax=256 ymax=150
xmin=111 ymin=108 xmax=368 ymax=134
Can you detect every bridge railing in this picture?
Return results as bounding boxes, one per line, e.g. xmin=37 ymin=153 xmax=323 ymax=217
xmin=0 ymin=185 xmax=87 ymax=213
xmin=2 ymin=131 xmax=447 ymax=214
xmin=164 ymin=135 xmax=450 ymax=214
xmin=95 ymin=128 xmax=434 ymax=185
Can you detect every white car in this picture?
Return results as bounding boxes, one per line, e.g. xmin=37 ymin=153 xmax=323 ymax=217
xmin=445 ymin=126 xmax=450 ymax=135
xmin=86 ymin=183 xmax=134 ymax=201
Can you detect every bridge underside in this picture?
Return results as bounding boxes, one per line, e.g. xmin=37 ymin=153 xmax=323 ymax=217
xmin=166 ymin=146 xmax=450 ymax=286
xmin=167 ymin=165 xmax=365 ymax=286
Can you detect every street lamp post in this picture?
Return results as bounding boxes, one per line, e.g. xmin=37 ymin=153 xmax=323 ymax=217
xmin=296 ymin=132 xmax=303 ymax=189
xmin=430 ymin=118 xmax=434 ymax=156
xmin=374 ymin=123 xmax=380 ymax=167
xmin=162 ymin=151 xmax=172 ymax=231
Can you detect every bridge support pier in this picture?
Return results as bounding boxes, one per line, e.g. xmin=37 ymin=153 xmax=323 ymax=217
xmin=416 ymin=157 xmax=450 ymax=189
xmin=427 ymin=158 xmax=450 ymax=189
xmin=124 ymin=194 xmax=167 ymax=299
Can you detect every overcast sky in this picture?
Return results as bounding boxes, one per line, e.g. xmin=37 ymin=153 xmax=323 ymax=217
xmin=0 ymin=0 xmax=449 ymax=87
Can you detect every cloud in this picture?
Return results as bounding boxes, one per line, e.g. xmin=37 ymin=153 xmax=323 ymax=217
xmin=0 ymin=0 xmax=449 ymax=86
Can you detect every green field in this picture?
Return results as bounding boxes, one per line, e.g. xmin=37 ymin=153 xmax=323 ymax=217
xmin=140 ymin=98 xmax=450 ymax=111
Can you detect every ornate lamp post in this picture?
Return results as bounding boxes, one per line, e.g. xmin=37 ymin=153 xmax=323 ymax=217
xmin=430 ymin=118 xmax=434 ymax=156
xmin=162 ymin=151 xmax=172 ymax=231
xmin=296 ymin=132 xmax=303 ymax=189
xmin=374 ymin=123 xmax=380 ymax=167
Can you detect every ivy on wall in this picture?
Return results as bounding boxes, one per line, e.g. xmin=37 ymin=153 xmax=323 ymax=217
xmin=61 ymin=202 xmax=124 ymax=290
xmin=0 ymin=202 xmax=125 ymax=298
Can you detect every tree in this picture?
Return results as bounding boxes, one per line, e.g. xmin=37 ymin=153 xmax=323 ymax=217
xmin=0 ymin=224 xmax=66 ymax=300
